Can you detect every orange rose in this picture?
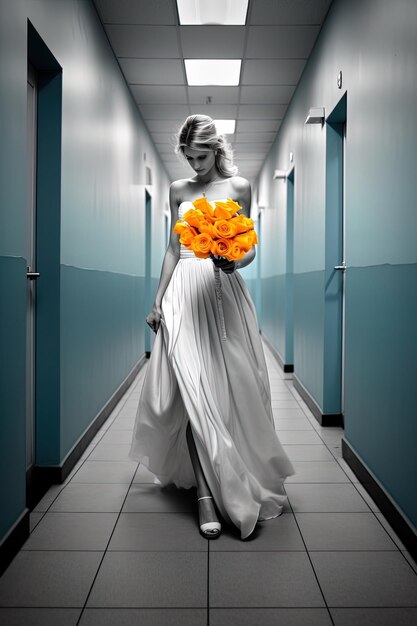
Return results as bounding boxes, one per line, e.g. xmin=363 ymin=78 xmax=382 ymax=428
xmin=174 ymin=220 xmax=193 ymax=235
xmin=212 ymin=219 xmax=238 ymax=239
xmin=233 ymin=232 xmax=254 ymax=251
xmin=183 ymin=208 xmax=205 ymax=228
xmin=198 ymin=220 xmax=218 ymax=238
xmin=212 ymin=238 xmax=233 ymax=258
xmin=214 ymin=198 xmax=242 ymax=217
xmin=228 ymin=242 xmax=246 ymax=261
xmin=229 ymin=216 xmax=251 ymax=234
xmin=225 ymin=198 xmax=243 ymax=216
xmin=213 ymin=203 xmax=233 ymax=219
xmin=179 ymin=225 xmax=198 ymax=247
xmin=193 ymin=196 xmax=215 ymax=217
xmin=191 ymin=232 xmax=213 ymax=258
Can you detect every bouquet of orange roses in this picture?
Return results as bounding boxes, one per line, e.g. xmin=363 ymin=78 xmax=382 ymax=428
xmin=173 ymin=196 xmax=257 ymax=261
xmin=174 ymin=196 xmax=258 ymax=340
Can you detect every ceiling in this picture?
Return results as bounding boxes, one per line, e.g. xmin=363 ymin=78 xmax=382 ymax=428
xmin=92 ymin=0 xmax=333 ymax=184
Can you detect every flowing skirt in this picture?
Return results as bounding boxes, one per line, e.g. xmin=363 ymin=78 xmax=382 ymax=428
xmin=129 ymin=257 xmax=295 ymax=538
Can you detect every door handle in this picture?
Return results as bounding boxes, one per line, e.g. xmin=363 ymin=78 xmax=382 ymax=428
xmin=27 ymin=266 xmax=40 ymax=280
xmin=334 ymin=262 xmax=346 ymax=271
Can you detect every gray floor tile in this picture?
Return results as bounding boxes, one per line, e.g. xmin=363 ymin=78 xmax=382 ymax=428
xmin=88 ymin=444 xmax=133 ymax=461
xmin=0 ymin=551 xmax=102 ymax=607
xmin=275 ymin=430 xmax=324 ymax=445
xmin=100 ymin=430 xmax=133 ymax=444
xmin=310 ymin=551 xmax=417 ymax=607
xmin=282 ymin=445 xmax=335 ymax=462
xmin=330 ymin=607 xmax=417 ymax=625
xmin=210 ymin=608 xmax=332 ymax=625
xmin=285 ymin=483 xmax=372 ymax=512
xmin=402 ymin=552 xmax=417 ymax=574
xmin=273 ymin=408 xmax=307 ymax=419
xmin=69 ymin=461 xmax=137 ymax=484
xmin=271 ymin=400 xmax=301 ymax=409
xmin=0 ymin=608 xmax=81 ymax=625
xmin=353 ymin=483 xmax=380 ymax=512
xmin=210 ymin=512 xmax=305 ymax=551
xmin=312 ymin=428 xmax=344 ymax=443
xmin=295 ymin=513 xmax=398 ymax=551
xmin=210 ymin=552 xmax=325 ymax=607
xmin=21 ymin=512 xmax=118 ymax=551
xmin=123 ymin=483 xmax=197 ymax=512
xmin=80 ymin=608 xmax=207 ymax=625
xmin=335 ymin=458 xmax=360 ymax=482
xmin=275 ymin=418 xmax=315 ymax=431
xmin=107 ymin=512 xmax=207 ymax=551
xmin=374 ymin=513 xmax=407 ymax=550
xmin=32 ymin=485 xmax=65 ymax=512
xmin=270 ymin=391 xmax=294 ymax=399
xmin=29 ymin=511 xmax=44 ymax=533
xmin=108 ymin=418 xmax=134 ymax=430
xmin=86 ymin=552 xmax=207 ymax=607
xmin=286 ymin=461 xmax=350 ymax=483
xmin=49 ymin=483 xmax=130 ymax=512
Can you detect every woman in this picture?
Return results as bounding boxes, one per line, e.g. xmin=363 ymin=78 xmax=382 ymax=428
xmin=129 ymin=114 xmax=295 ymax=540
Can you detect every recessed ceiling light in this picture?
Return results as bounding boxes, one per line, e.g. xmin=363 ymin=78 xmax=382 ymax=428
xmin=177 ymin=0 xmax=248 ymax=25
xmin=185 ymin=59 xmax=241 ymax=85
xmin=214 ymin=119 xmax=236 ymax=135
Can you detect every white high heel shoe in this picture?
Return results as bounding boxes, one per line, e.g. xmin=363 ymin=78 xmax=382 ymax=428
xmin=197 ymin=496 xmax=221 ymax=539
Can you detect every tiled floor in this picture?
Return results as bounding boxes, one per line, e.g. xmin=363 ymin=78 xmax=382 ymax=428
xmin=1 ymin=342 xmax=417 ymax=625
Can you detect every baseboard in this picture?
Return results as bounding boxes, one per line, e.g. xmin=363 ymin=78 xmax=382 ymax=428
xmin=0 ymin=510 xmax=30 ymax=577
xmin=342 ymin=438 xmax=417 ymax=563
xmin=1 ymin=354 xmax=147 ymax=576
xmin=260 ymin=332 xmax=294 ymax=373
xmin=292 ymin=373 xmax=343 ymax=427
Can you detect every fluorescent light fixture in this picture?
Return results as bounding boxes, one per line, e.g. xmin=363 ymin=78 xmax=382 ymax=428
xmin=214 ymin=119 xmax=235 ymax=134
xmin=177 ymin=0 xmax=248 ymax=25
xmin=185 ymin=59 xmax=241 ymax=85
xmin=305 ymin=107 xmax=325 ymax=125
xmin=273 ymin=170 xmax=287 ymax=180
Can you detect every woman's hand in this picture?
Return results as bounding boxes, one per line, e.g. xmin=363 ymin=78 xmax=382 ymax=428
xmin=210 ymin=253 xmax=237 ymax=274
xmin=146 ymin=304 xmax=163 ymax=333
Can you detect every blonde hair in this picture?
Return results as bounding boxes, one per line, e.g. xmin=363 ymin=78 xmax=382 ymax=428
xmin=175 ymin=114 xmax=238 ymax=177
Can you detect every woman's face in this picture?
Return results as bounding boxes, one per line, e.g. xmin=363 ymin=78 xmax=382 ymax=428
xmin=183 ymin=146 xmax=216 ymax=176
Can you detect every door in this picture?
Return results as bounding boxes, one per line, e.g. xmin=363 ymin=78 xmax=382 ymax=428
xmin=26 ymin=63 xmax=39 ymax=471
xmin=324 ymin=93 xmax=347 ymax=425
xmin=145 ymin=190 xmax=152 ymax=354
xmin=285 ymin=168 xmax=294 ymax=370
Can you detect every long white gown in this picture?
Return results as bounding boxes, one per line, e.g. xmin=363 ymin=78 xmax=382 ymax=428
xmin=129 ymin=199 xmax=295 ymax=539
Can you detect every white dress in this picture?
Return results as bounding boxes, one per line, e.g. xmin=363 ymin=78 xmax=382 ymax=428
xmin=129 ymin=199 xmax=295 ymax=538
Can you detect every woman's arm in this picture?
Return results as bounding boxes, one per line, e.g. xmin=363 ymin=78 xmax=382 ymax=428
xmin=235 ymin=176 xmax=256 ymax=270
xmin=236 ymin=245 xmax=256 ymax=270
xmin=153 ymin=182 xmax=181 ymax=308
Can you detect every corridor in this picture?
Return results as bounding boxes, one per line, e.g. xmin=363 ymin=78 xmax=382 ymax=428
xmin=1 ymin=0 xmax=417 ymax=623
xmin=0 ymin=343 xmax=416 ymax=624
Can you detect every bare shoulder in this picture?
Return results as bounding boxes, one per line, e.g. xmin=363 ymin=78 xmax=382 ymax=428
xmin=169 ymin=177 xmax=193 ymax=206
xmin=230 ymin=175 xmax=251 ymax=193
xmin=230 ymin=176 xmax=251 ymax=217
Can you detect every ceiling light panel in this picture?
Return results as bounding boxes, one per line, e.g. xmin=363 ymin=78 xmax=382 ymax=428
xmin=185 ymin=59 xmax=241 ymax=85
xmin=177 ymin=0 xmax=248 ymax=25
xmin=214 ymin=119 xmax=236 ymax=134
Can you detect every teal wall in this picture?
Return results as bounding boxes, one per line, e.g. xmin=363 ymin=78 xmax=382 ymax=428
xmin=0 ymin=0 xmax=170 ymax=543
xmin=253 ymin=0 xmax=417 ymax=528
